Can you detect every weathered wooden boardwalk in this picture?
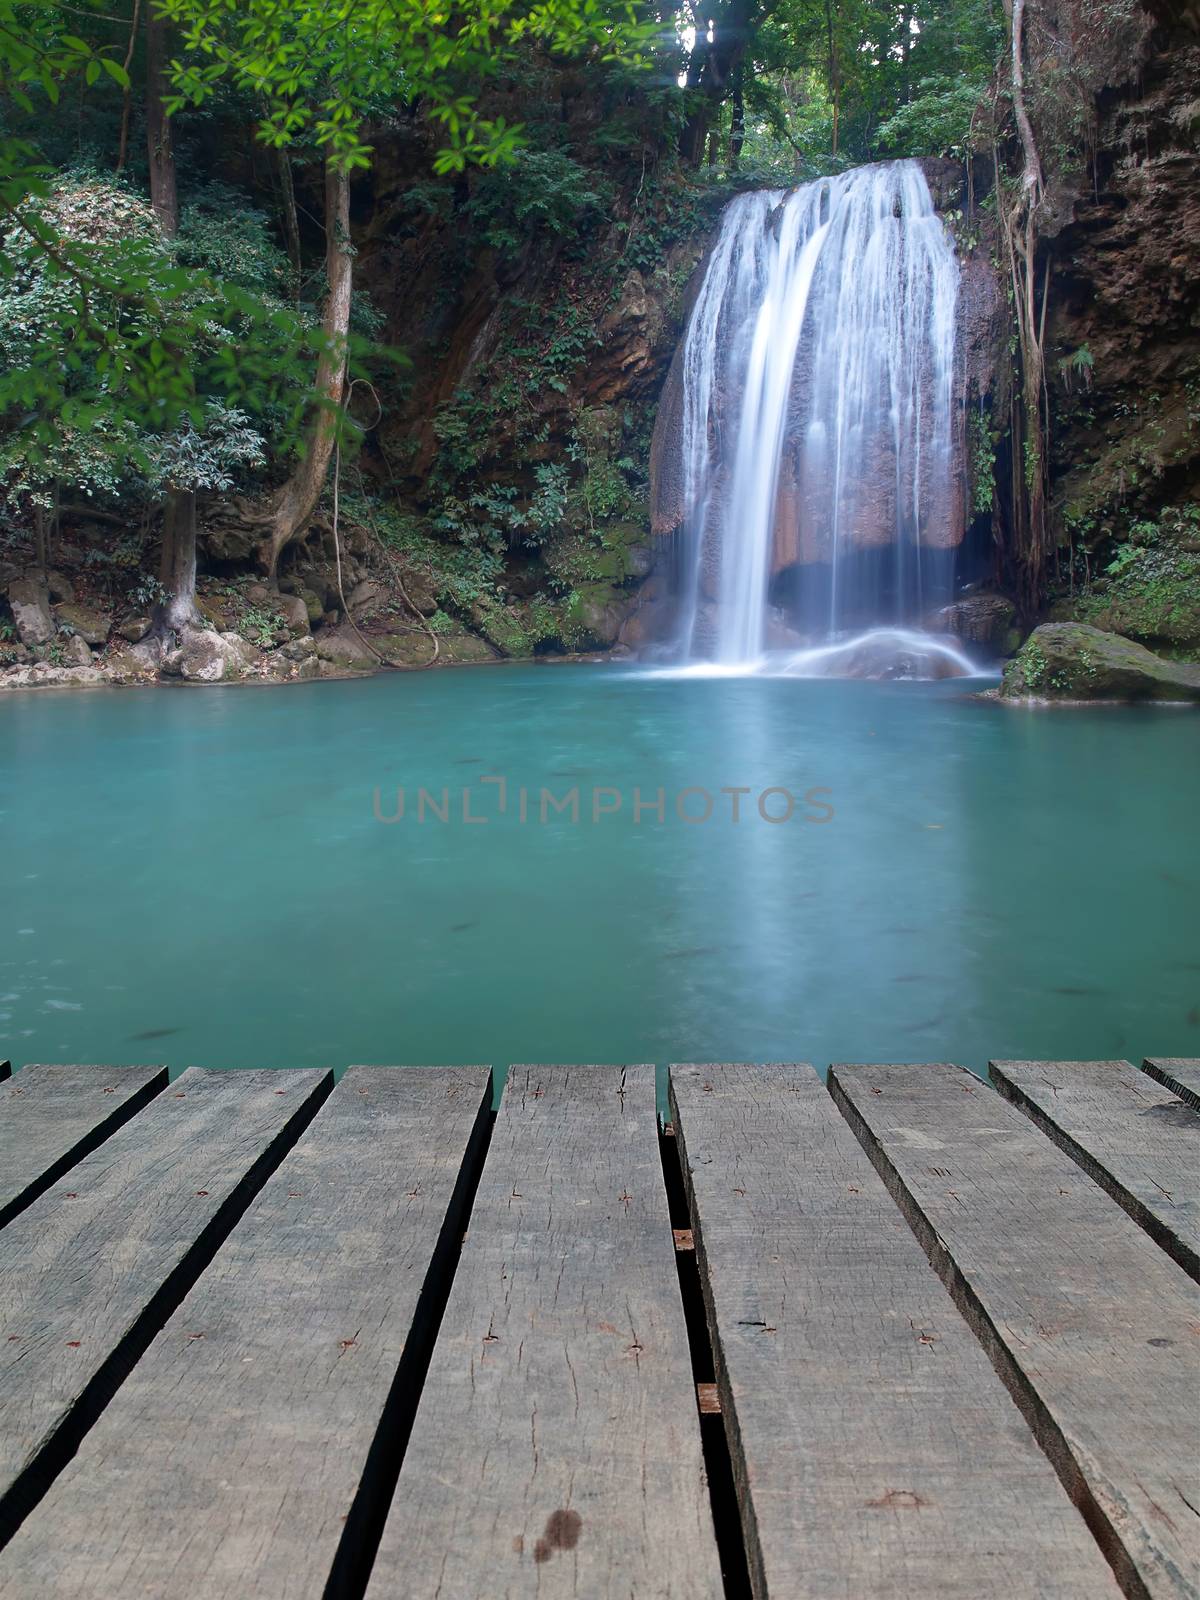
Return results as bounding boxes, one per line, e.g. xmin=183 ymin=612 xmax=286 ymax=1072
xmin=0 ymin=1058 xmax=1196 ymax=1599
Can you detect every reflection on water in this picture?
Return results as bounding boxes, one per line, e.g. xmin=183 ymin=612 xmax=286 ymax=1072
xmin=0 ymin=664 xmax=1197 ymax=1079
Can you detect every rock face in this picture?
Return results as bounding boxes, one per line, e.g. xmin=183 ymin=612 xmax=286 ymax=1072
xmin=1000 ymin=623 xmax=1200 ymax=701
xmin=7 ymin=579 xmax=55 ymax=647
xmin=1044 ymin=25 xmax=1200 ymax=573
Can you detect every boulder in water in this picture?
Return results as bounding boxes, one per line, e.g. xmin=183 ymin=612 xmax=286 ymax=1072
xmin=784 ymin=628 xmax=976 ymax=681
xmin=1000 ymin=623 xmax=1200 ymax=702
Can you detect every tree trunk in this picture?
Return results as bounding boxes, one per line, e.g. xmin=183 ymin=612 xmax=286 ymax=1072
xmin=275 ymin=145 xmax=303 ymax=301
xmin=114 ymin=0 xmax=141 ymax=173
xmin=145 ymin=12 xmax=197 ymax=633
xmin=154 ymin=488 xmax=200 ymax=633
xmin=729 ymin=64 xmax=745 ymax=169
xmin=260 ymin=160 xmax=353 ymax=579
xmin=145 ymin=10 xmax=177 ymax=239
xmin=33 ymin=503 xmax=47 ymax=570
xmin=825 ymin=0 xmax=841 ymax=156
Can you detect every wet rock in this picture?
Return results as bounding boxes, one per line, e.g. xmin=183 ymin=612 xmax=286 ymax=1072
xmin=7 ymin=578 xmax=55 ymax=647
xmin=590 ymin=270 xmax=667 ymax=405
xmin=471 ymin=601 xmax=531 ymax=658
xmin=272 ymin=592 xmax=310 ymax=638
xmin=116 ymin=615 xmax=153 ymax=643
xmin=393 ymin=563 xmax=438 ymax=616
xmin=618 ymin=590 xmax=677 ymax=652
xmin=279 ymin=634 xmax=317 ymax=663
xmin=1 ymin=661 xmax=105 ymax=689
xmin=53 ymin=601 xmax=111 ymax=646
xmin=346 ymin=579 xmax=388 ymax=619
xmin=624 ymin=543 xmax=655 ymax=580
xmin=371 ymin=629 xmax=442 ymax=667
xmin=1000 ymin=623 xmax=1200 ymax=702
xmin=565 ymin=584 xmax=625 ymax=649
xmin=314 ymin=626 xmax=378 ymax=669
xmin=61 ymin=633 xmax=93 ymax=667
xmin=161 ymin=626 xmax=256 ymax=683
xmin=291 ymin=587 xmax=324 ymax=626
xmin=930 ymin=593 xmax=1018 ymax=656
xmin=106 ymin=642 xmax=161 ymax=682
xmin=200 ymin=522 xmax=259 ymax=563
xmin=196 ymin=591 xmax=239 ymax=631
xmin=435 ymin=631 xmax=500 ymax=665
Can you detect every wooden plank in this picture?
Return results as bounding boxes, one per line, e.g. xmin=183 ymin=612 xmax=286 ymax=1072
xmin=671 ymin=1064 xmax=1122 ymax=1600
xmin=992 ymin=1059 xmax=1199 ymax=1280
xmin=1143 ymin=1058 xmax=1200 ymax=1112
xmin=0 ymin=1064 xmax=167 ymax=1228
xmin=0 ymin=1066 xmax=329 ymax=1540
xmin=0 ymin=1067 xmax=491 ymax=1599
xmin=365 ymin=1065 xmax=723 ymax=1600
xmin=830 ymin=1061 xmax=1200 ymax=1600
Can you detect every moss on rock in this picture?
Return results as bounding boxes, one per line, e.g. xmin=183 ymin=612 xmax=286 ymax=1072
xmin=1000 ymin=622 xmax=1200 ymax=701
xmin=1052 ymin=507 xmax=1200 ymax=660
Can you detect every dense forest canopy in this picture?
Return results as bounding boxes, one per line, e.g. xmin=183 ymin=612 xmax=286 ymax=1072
xmin=0 ymin=0 xmax=1190 ymax=673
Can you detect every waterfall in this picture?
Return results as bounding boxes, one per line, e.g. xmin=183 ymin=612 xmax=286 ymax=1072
xmin=671 ymin=161 xmax=969 ymax=677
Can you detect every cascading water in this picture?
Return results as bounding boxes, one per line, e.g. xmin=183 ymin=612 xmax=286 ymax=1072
xmin=669 ymin=160 xmax=973 ymax=678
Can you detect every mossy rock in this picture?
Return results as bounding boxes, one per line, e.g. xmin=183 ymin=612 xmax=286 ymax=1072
xmin=52 ymin=601 xmax=111 ymax=645
xmin=562 ymin=582 xmax=626 ymax=648
xmin=437 ymin=631 xmax=500 ymax=665
xmin=470 ymin=601 xmax=534 ymax=658
xmin=1000 ymin=623 xmax=1200 ymax=702
xmin=196 ymin=592 xmax=240 ymax=631
xmin=1055 ymin=563 xmax=1200 ymax=660
xmin=1052 ymin=507 xmax=1200 ymax=660
xmin=371 ymin=629 xmax=446 ymax=667
xmin=543 ymin=522 xmax=653 ymax=586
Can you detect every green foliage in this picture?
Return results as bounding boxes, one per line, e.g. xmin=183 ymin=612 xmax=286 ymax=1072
xmin=344 ymin=492 xmax=505 ymax=614
xmin=1059 ymin=506 xmax=1200 ymax=659
xmin=875 ymin=76 xmax=984 ymax=159
xmin=1058 ymin=343 xmax=1095 ymax=392
xmin=0 ymin=171 xmax=307 ymax=509
xmin=522 ymin=462 xmax=571 ymax=544
xmin=467 ymin=150 xmax=614 ymax=254
xmin=155 ymin=0 xmax=654 ymax=172
xmin=175 ymin=187 xmax=292 ymax=294
xmin=969 ymin=408 xmax=996 ymax=517
xmin=241 ymin=604 xmax=287 ymax=647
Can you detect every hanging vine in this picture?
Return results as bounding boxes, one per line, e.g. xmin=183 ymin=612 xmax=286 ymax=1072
xmin=994 ymin=0 xmax=1052 ymax=612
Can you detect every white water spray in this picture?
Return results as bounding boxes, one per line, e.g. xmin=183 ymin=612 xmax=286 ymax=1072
xmin=671 ymin=161 xmax=969 ymax=678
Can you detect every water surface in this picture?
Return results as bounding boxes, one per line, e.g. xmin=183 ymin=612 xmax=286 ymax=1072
xmin=2 ymin=665 xmax=1197 ymax=1078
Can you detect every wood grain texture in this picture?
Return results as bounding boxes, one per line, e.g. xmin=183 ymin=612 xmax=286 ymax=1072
xmin=1143 ymin=1059 xmax=1200 ymax=1112
xmin=0 ymin=1067 xmax=491 ymax=1600
xmin=830 ymin=1061 xmax=1200 ymax=1600
xmin=0 ymin=1065 xmax=167 ymax=1228
xmin=0 ymin=1067 xmax=329 ymax=1535
xmin=671 ymin=1064 xmax=1122 ymax=1600
xmin=992 ymin=1059 xmax=1199 ymax=1280
xmin=365 ymin=1065 xmax=723 ymax=1600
